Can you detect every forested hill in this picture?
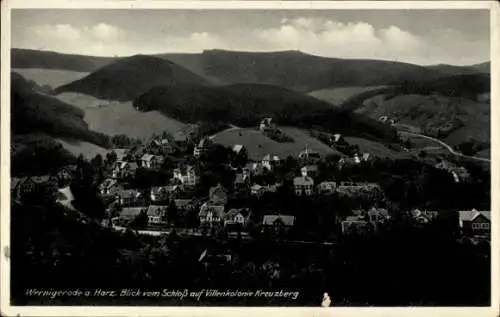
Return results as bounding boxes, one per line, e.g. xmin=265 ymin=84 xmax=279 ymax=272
xmin=133 ymin=83 xmax=399 ymax=143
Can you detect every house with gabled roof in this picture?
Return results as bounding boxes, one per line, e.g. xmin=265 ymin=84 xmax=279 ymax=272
xmin=298 ymin=146 xmax=321 ymax=161
xmin=150 ymin=136 xmax=175 ymax=154
xmin=293 ymin=176 xmax=314 ymax=196
xmin=194 ymin=136 xmax=213 ymax=157
xmin=259 ymin=117 xmax=274 ymax=131
xmin=12 ymin=176 xmax=56 ymax=201
xmin=234 ymin=170 xmax=251 ymax=194
xmin=111 ymin=148 xmax=129 ymax=163
xmin=174 ymin=199 xmax=197 ymax=213
xmin=341 ymin=216 xmax=373 ymax=235
xmin=140 ymin=154 xmax=164 ymax=169
xmin=223 ymin=208 xmax=251 ymax=227
xmin=150 ymin=185 xmax=179 ymax=203
xmin=173 ymin=165 xmax=198 ymax=187
xmin=410 ymin=209 xmax=439 ymax=224
xmin=262 ymin=214 xmax=295 ymax=234
xmin=245 ymin=162 xmax=265 ymax=176
xmin=98 ymin=178 xmax=123 ymax=197
xmin=116 ymin=189 xmax=145 ymax=207
xmin=300 ymin=165 xmax=318 ymax=178
xmin=112 ymin=161 xmax=138 ymax=179
xmin=116 ymin=206 xmax=147 ymax=226
xmin=199 ymin=202 xmax=226 ymax=227
xmin=367 ymin=207 xmax=390 ymax=222
xmin=233 ymin=144 xmax=246 ymax=155
xmin=146 ymin=205 xmax=168 ymax=224
xmin=53 ymin=165 xmax=77 ymax=187
xmin=317 ymin=181 xmax=337 ymax=195
xmin=330 ymin=133 xmax=345 ymax=144
xmin=458 ymin=209 xmax=491 ymax=236
xmin=209 ymin=184 xmax=228 ymax=205
xmin=262 ymin=154 xmax=281 ymax=171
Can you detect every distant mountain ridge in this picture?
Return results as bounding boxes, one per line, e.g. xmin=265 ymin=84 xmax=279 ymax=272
xmin=13 ymin=48 xmax=490 ymax=93
xmin=11 ymin=48 xmax=113 ymax=72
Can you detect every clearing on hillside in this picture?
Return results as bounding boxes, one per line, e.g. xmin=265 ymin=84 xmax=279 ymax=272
xmin=308 ymin=86 xmax=388 ymax=106
xmin=12 ymin=68 xmax=89 ymax=88
xmin=55 ymin=138 xmax=109 ymax=160
xmin=343 ymin=136 xmax=412 ymax=159
xmin=54 ymin=93 xmax=187 ymax=140
xmin=212 ymin=127 xmax=344 ymax=161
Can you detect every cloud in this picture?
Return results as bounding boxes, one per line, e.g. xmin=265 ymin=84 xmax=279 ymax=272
xmin=16 ymin=18 xmax=488 ymax=65
xmin=24 ymin=23 xmax=126 ymax=55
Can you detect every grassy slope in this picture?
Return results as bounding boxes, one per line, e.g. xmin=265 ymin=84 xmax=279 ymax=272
xmin=12 ymin=68 xmax=89 ymax=88
xmin=54 ymin=138 xmax=109 ymax=160
xmin=212 ymin=127 xmax=344 ymax=161
xmin=343 ymin=136 xmax=412 ymax=159
xmin=308 ymin=86 xmax=388 ymax=106
xmin=358 ymin=94 xmax=490 ymax=146
xmin=54 ymin=93 xmax=186 ymax=140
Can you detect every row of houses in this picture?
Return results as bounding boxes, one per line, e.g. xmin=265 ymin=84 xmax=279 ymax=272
xmin=340 ymin=207 xmax=491 ymax=237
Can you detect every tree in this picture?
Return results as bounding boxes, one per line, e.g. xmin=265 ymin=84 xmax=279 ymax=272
xmin=167 ymin=200 xmax=178 ymax=226
xmin=106 ymin=151 xmax=118 ymax=166
xmin=129 ymin=210 xmax=148 ymax=230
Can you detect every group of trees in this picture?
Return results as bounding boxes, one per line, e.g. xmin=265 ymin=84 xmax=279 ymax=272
xmin=11 ymin=135 xmax=77 ymax=177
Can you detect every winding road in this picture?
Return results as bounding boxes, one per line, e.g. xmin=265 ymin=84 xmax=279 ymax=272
xmin=399 ymin=131 xmax=491 ymax=163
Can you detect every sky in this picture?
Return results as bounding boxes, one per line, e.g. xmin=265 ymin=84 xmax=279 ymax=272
xmin=11 ymin=9 xmax=490 ymax=66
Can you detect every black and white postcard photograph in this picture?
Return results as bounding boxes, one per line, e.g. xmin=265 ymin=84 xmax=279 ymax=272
xmin=1 ymin=1 xmax=498 ymax=317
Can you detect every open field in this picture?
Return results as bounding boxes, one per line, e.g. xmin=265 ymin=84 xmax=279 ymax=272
xmin=12 ymin=68 xmax=89 ymax=88
xmin=55 ymin=138 xmax=109 ymax=160
xmin=54 ymin=93 xmax=186 ymax=140
xmin=308 ymin=86 xmax=387 ymax=106
xmin=343 ymin=136 xmax=412 ymax=159
xmin=212 ymin=127 xmax=344 ymax=161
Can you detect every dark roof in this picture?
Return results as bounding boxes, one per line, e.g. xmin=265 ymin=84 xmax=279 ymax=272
xmin=368 ymin=208 xmax=390 ymax=218
xmin=262 ymin=214 xmax=295 ymax=226
xmin=199 ymin=202 xmax=225 ymax=217
xmin=120 ymin=207 xmax=145 ymax=218
xmin=235 ymin=173 xmax=250 ymax=184
xmin=146 ymin=205 xmax=168 ymax=217
xmin=174 ymin=199 xmax=195 ymax=208
xmin=117 ymin=189 xmax=142 ymax=198
xmin=224 ymin=208 xmax=250 ymax=219
xmin=293 ymin=176 xmax=314 ymax=186
xmin=151 ymin=185 xmax=178 ymax=195
xmin=458 ymin=210 xmax=491 ymax=222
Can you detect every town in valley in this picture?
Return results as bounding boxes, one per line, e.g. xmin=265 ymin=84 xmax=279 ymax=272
xmin=8 ymin=8 xmax=492 ymax=307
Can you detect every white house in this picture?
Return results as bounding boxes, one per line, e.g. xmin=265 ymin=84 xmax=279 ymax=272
xmin=173 ymin=166 xmax=198 ymax=186
xmin=262 ymin=154 xmax=281 ymax=171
